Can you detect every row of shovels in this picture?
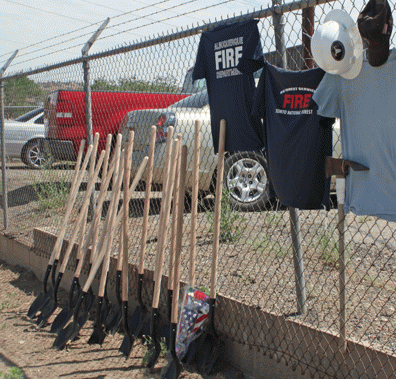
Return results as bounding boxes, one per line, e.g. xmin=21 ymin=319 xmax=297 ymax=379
xmin=26 ymin=120 xmax=227 ymax=378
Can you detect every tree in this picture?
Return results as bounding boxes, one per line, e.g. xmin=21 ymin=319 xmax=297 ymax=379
xmin=91 ymin=76 xmax=179 ymax=93
xmin=4 ymin=76 xmax=44 ymax=118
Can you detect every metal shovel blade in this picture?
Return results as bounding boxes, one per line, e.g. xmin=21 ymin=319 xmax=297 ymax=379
xmin=52 ymin=292 xmax=88 ymax=350
xmin=50 ymin=279 xmax=81 ymax=333
xmin=105 ymin=270 xmax=122 ymax=334
xmin=50 ymin=306 xmax=74 ymax=334
xmin=27 ymin=264 xmax=53 ymax=319
xmin=36 ymin=297 xmax=58 ymax=328
xmin=88 ymin=296 xmax=106 ymax=346
xmin=53 ymin=319 xmax=77 ymax=351
xmin=195 ymin=331 xmax=223 ymax=375
xmin=160 ymin=323 xmax=182 ymax=379
xmin=27 ymin=292 xmax=47 ymax=319
xmin=144 ymin=309 xmax=162 ymax=368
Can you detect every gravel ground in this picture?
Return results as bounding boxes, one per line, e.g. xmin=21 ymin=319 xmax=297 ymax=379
xmin=2 ymin=160 xmax=396 ymax=376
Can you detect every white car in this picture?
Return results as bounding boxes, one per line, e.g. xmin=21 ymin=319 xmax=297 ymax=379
xmin=4 ymin=107 xmax=52 ymax=169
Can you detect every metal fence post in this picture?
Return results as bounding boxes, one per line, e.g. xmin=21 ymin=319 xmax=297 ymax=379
xmin=82 ymin=18 xmax=110 ymax=220
xmin=273 ymin=0 xmax=307 ymax=315
xmin=0 ymin=50 xmax=18 ymax=230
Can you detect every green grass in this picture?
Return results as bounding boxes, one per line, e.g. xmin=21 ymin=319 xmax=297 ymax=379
xmin=33 ymin=167 xmax=72 ymax=211
xmin=206 ymin=187 xmax=246 ymax=243
xmin=253 ymin=236 xmax=289 ymax=259
xmin=315 ymin=225 xmax=349 ymax=268
xmin=142 ymin=336 xmax=168 ymax=366
xmin=0 ymin=367 xmax=25 ymax=379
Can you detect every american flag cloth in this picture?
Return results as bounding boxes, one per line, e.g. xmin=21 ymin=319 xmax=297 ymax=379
xmin=176 ymin=286 xmax=210 ymax=360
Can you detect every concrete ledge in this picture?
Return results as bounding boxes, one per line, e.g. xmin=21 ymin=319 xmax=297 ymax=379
xmin=1 ymin=228 xmax=395 ymax=379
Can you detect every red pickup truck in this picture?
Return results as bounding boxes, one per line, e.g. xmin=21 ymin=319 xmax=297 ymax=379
xmin=43 ymin=89 xmax=188 ymax=161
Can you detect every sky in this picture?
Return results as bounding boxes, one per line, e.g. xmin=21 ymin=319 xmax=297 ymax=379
xmin=1 ymin=0 xmax=268 ymax=74
xmin=0 ymin=0 xmax=371 ymax=78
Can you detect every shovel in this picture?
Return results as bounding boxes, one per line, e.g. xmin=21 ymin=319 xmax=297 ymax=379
xmin=161 ymin=145 xmax=188 ymax=379
xmin=53 ymin=143 xmax=125 ymax=350
xmin=162 ymin=140 xmax=184 ymax=349
xmin=53 ymin=136 xmax=149 ymax=349
xmin=180 ymin=120 xmax=204 ymax=365
xmin=104 ymin=132 xmax=135 ymax=335
xmin=88 ymin=132 xmax=135 ymax=345
xmin=36 ymin=145 xmax=105 ymax=328
xmin=50 ymin=134 xmax=114 ymax=334
xmin=27 ymin=140 xmax=91 ymax=320
xmin=195 ymin=119 xmax=226 ymax=375
xmin=119 ymin=125 xmax=169 ymax=358
xmin=144 ymin=136 xmax=181 ymax=369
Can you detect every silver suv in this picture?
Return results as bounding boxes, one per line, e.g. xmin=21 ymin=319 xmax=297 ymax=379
xmin=119 ymin=91 xmax=271 ymax=212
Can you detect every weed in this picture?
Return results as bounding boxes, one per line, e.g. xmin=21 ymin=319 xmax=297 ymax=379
xmin=263 ymin=211 xmax=282 ymax=228
xmin=206 ymin=187 xmax=246 ymax=243
xmin=0 ymin=293 xmax=21 ymax=310
xmin=253 ymin=236 xmax=289 ymax=258
xmin=142 ymin=335 xmax=168 ymax=366
xmin=358 ymin=216 xmax=372 ymax=223
xmin=33 ymin=166 xmax=72 ymax=211
xmin=315 ymin=225 xmax=349 ymax=268
xmin=0 ymin=367 xmax=25 ymax=379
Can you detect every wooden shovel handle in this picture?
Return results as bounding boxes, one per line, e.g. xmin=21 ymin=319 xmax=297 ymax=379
xmin=89 ymin=154 xmax=148 ymax=295
xmin=75 ymin=134 xmax=100 ymax=263
xmin=152 ymin=136 xmax=180 ymax=309
xmin=171 ymin=145 xmax=188 ymax=324
xmin=189 ymin=120 xmax=201 ymax=286
xmin=97 ymin=149 xmax=125 ymax=297
xmin=58 ymin=149 xmax=106 ymax=273
xmin=73 ymin=134 xmax=119 ymax=278
xmin=121 ymin=131 xmax=134 ymax=299
xmin=168 ymin=139 xmax=182 ymax=291
xmin=46 ymin=139 xmax=85 ymax=265
xmin=138 ymin=125 xmax=156 ymax=275
xmin=49 ymin=143 xmax=93 ymax=266
xmin=117 ymin=131 xmax=135 ymax=272
xmin=154 ymin=127 xmax=175 ymax=280
xmin=211 ymin=119 xmax=226 ymax=300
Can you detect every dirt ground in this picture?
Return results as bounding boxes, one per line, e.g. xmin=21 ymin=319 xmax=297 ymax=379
xmin=0 ymin=259 xmax=245 ymax=379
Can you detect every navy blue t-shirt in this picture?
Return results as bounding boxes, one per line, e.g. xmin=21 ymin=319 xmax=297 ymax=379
xmin=192 ymin=19 xmax=264 ymax=153
xmin=247 ymin=62 xmax=333 ymax=210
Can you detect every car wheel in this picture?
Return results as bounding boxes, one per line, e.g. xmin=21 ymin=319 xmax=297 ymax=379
xmin=22 ymin=139 xmax=53 ymax=169
xmin=224 ymin=151 xmax=270 ymax=212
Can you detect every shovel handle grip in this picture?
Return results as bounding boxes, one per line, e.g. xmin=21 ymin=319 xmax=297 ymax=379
xmin=211 ymin=120 xmax=226 ymax=299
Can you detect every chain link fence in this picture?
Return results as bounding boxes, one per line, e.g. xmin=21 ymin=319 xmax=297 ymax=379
xmin=1 ymin=0 xmax=396 ymax=378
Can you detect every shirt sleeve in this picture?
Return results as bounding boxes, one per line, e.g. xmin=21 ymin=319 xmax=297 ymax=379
xmin=251 ymin=65 xmax=266 ymax=119
xmin=312 ymin=73 xmax=342 ymax=119
xmin=192 ymin=35 xmax=207 ymax=81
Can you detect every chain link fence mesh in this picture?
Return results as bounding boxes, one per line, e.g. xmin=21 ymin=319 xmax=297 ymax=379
xmin=1 ymin=1 xmax=396 ymax=378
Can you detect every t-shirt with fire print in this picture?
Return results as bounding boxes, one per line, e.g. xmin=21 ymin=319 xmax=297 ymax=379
xmin=250 ymin=62 xmax=333 ymax=210
xmin=192 ymin=19 xmax=264 ymax=154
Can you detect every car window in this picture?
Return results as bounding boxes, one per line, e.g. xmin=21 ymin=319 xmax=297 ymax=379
xmin=34 ymin=115 xmax=44 ymax=124
xmin=170 ymin=91 xmax=209 ymax=109
xmin=15 ymin=107 xmax=44 ymax=122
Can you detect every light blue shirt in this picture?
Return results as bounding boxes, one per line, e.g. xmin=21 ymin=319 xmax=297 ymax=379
xmin=313 ymin=49 xmax=396 ymax=221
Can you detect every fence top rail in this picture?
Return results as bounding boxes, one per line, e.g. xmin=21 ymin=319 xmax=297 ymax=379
xmin=1 ymin=0 xmax=334 ymax=81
